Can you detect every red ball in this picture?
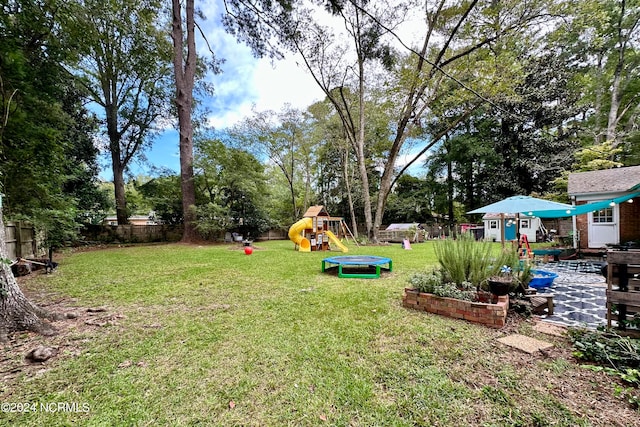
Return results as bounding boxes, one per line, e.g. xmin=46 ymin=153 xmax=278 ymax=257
xmin=244 ymin=246 xmax=253 ymax=255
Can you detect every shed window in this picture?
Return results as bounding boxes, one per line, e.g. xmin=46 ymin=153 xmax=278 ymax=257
xmin=489 ymin=220 xmax=498 ymax=229
xmin=520 ymin=219 xmax=530 ymax=229
xmin=593 ymin=208 xmax=613 ymax=223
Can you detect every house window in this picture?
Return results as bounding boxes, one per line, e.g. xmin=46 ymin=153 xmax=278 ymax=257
xmin=593 ymin=208 xmax=614 ymax=223
xmin=489 ymin=220 xmax=498 ymax=229
xmin=520 ymin=219 xmax=530 ymax=229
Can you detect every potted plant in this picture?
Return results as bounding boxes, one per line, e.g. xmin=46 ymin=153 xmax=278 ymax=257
xmin=487 ymin=266 xmax=515 ymax=296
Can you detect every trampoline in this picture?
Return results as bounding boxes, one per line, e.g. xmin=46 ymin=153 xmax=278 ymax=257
xmin=321 ymin=255 xmax=392 ymax=279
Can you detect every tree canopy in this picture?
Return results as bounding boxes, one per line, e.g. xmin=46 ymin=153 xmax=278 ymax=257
xmin=3 ymin=0 xmax=640 ymax=241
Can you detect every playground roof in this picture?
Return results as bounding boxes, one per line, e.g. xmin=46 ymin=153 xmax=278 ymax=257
xmin=303 ymin=205 xmax=329 ymax=217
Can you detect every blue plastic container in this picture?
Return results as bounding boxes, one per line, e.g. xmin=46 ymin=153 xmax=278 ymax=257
xmin=528 ymin=270 xmax=558 ymax=289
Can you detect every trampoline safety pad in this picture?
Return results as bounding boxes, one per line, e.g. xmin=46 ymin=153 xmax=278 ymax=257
xmin=321 ymin=255 xmax=392 ymax=279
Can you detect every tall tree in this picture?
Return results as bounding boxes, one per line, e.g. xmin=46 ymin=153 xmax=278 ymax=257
xmin=171 ymin=0 xmax=202 ymax=242
xmin=0 ymin=0 xmax=103 ymax=219
xmin=223 ymin=0 xmax=553 ymax=241
xmin=195 ymin=138 xmax=269 ymax=239
xmin=554 ymin=0 xmax=640 ymax=147
xmin=68 ymin=0 xmax=173 ymax=225
xmin=308 ymin=98 xmax=362 ymax=236
xmin=230 ymin=106 xmax=309 ymax=222
xmin=0 ymin=0 xmax=65 ymax=340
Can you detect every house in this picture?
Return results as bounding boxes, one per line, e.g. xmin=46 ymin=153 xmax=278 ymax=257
xmin=568 ymin=165 xmax=640 ymax=249
xmin=103 ymin=212 xmax=159 ymax=226
xmin=480 ymin=214 xmax=541 ymax=243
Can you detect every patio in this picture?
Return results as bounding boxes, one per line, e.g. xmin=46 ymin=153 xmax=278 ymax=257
xmin=531 ymin=262 xmax=608 ymax=329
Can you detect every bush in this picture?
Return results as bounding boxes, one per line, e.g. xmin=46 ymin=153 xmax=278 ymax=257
xmin=407 ymin=270 xmax=441 ymax=293
xmin=432 ymin=281 xmax=476 ymax=301
xmin=406 ymin=271 xmax=477 ymax=302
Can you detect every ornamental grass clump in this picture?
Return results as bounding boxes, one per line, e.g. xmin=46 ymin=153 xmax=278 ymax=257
xmin=434 ymin=233 xmax=498 ymax=288
xmin=411 ymin=234 xmax=527 ymax=300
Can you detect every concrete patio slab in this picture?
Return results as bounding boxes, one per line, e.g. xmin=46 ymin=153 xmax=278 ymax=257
xmin=498 ymin=334 xmax=554 ymax=354
xmin=533 ymin=321 xmax=566 ymax=337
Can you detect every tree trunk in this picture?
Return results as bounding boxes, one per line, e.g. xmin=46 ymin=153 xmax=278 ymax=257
xmin=106 ymin=101 xmax=128 ymax=225
xmin=0 ymin=210 xmax=55 ymax=342
xmin=112 ymin=157 xmax=128 ymax=225
xmin=172 ymin=0 xmax=199 ymax=243
xmin=607 ymin=59 xmax=624 ymax=146
xmin=342 ymin=149 xmax=358 ymax=239
xmin=356 ymin=51 xmax=374 ymax=241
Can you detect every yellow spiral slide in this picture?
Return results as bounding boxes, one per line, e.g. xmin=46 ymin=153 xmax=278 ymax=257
xmin=288 ymin=217 xmax=312 ymax=252
xmin=288 ymin=218 xmax=348 ymax=252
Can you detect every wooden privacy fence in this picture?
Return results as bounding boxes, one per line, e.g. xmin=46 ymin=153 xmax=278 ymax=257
xmin=81 ymin=224 xmax=183 ymax=243
xmin=82 ymin=225 xmax=288 ymax=244
xmin=5 ymin=221 xmax=43 ymax=260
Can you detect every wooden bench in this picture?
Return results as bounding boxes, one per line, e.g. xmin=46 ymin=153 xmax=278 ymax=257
xmin=523 ymin=293 xmax=555 ymax=315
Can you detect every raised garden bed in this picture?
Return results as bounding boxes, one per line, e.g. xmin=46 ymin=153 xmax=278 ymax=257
xmin=402 ymin=288 xmax=509 ymax=328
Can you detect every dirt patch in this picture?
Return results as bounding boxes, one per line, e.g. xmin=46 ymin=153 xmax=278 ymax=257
xmin=492 ymin=337 xmax=640 ymax=426
xmin=0 ymin=274 xmax=122 ymax=391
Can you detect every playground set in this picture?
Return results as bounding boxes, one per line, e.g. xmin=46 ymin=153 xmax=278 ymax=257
xmin=287 ymin=205 xmax=354 ymax=253
xmin=288 ymin=206 xmax=393 ymax=279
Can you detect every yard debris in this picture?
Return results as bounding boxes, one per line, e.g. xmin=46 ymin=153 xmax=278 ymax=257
xmin=118 ymin=360 xmax=146 ymax=369
xmin=84 ymin=313 xmax=125 ymax=327
xmin=25 ymin=346 xmax=56 ymax=362
xmin=229 ymin=400 xmax=236 ymax=409
xmin=143 ymin=323 xmax=163 ymax=329
xmin=118 ymin=360 xmax=132 ymax=368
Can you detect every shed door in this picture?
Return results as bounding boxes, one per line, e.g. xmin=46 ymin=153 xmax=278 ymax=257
xmin=504 ymin=220 xmax=516 ymax=241
xmin=588 ymin=206 xmax=619 ymax=248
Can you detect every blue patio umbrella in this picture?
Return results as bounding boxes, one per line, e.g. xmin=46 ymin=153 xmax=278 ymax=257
xmin=467 ymin=195 xmax=574 ymax=215
xmin=467 ymin=196 xmax=574 ymax=244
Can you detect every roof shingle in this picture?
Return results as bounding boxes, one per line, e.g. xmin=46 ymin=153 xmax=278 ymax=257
xmin=568 ymin=165 xmax=640 ymax=195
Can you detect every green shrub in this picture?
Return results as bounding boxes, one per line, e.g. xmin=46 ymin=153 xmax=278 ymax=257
xmin=407 ymin=270 xmax=477 ymax=301
xmin=407 ymin=270 xmax=441 ymax=293
xmin=432 ymin=281 xmax=476 ymax=301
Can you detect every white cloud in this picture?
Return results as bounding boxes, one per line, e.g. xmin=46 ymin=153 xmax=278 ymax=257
xmin=207 ymin=53 xmax=325 ymax=128
xmin=252 ymin=57 xmax=325 ymax=111
xmin=200 ymin=1 xmax=327 ymax=129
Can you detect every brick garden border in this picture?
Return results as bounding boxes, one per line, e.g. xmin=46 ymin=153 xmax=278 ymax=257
xmin=402 ymin=288 xmax=508 ymax=328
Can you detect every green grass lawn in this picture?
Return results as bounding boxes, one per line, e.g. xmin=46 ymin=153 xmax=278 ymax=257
xmin=1 ymin=240 xmax=631 ymax=426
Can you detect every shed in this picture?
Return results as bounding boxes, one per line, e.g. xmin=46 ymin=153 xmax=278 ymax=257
xmin=378 ymin=223 xmax=423 ymax=243
xmin=568 ymin=166 xmax=640 ymax=249
xmin=481 ymin=214 xmax=541 ymax=243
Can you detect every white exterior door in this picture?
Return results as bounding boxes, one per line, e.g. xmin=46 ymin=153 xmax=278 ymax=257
xmin=588 ymin=206 xmax=619 ymax=248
